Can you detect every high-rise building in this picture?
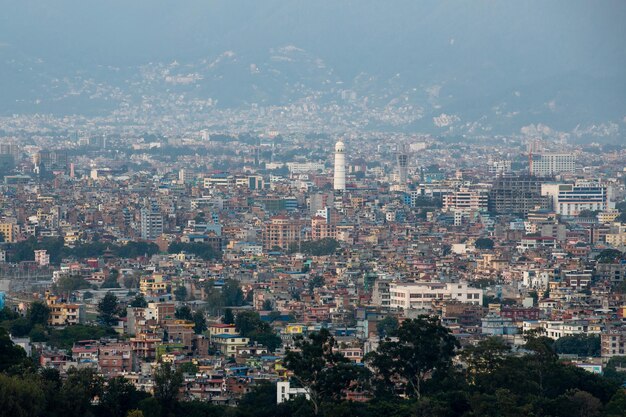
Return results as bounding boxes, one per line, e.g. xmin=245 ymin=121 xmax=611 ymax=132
xmin=443 ymin=188 xmax=489 ymax=212
xmin=140 ymin=207 xmax=163 ymax=240
xmin=333 ymin=141 xmax=346 ymax=192
xmin=35 ymin=150 xmax=69 ymax=172
xmin=530 ymin=153 xmax=575 ymax=176
xmin=0 ymin=222 xmax=18 ymax=243
xmin=262 ymin=216 xmax=302 ymax=251
xmin=0 ymin=142 xmax=20 ymax=161
xmin=488 ymin=175 xmax=551 ymax=215
xmin=541 ymin=181 xmax=612 ymax=216
xmin=396 ymin=144 xmax=408 ymax=192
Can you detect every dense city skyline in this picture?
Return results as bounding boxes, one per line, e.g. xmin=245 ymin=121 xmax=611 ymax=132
xmin=0 ymin=3 xmax=626 ymax=417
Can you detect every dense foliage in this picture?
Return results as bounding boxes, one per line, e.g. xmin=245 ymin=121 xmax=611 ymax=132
xmin=235 ymin=311 xmax=282 ymax=352
xmin=474 ymin=237 xmax=495 ymax=250
xmin=1 ymin=315 xmax=626 ymax=417
xmin=288 ymin=238 xmax=340 ymax=256
xmin=168 ymin=241 xmax=221 ymax=260
xmin=4 ymin=237 xmax=159 ymax=264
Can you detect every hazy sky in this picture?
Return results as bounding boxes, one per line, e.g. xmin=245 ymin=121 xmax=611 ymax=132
xmin=1 ymin=0 xmax=624 ymax=79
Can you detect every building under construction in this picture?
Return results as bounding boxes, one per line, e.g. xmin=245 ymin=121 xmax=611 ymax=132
xmin=488 ymin=175 xmax=552 ymax=215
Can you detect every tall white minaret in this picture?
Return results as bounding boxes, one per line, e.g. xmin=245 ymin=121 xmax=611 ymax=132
xmin=333 ymin=140 xmax=346 ymax=191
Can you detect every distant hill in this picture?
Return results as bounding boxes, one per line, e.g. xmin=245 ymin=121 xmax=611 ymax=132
xmin=0 ymin=0 xmax=624 ymax=136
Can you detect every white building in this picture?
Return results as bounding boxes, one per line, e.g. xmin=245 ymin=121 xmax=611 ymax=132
xmin=140 ymin=208 xmax=163 ymax=240
xmin=286 ymin=162 xmax=325 ymax=174
xmin=34 ymin=249 xmax=50 ymax=266
xmin=389 ymin=282 xmax=483 ymax=310
xmin=531 ymin=153 xmax=575 ymax=176
xmin=277 ymin=381 xmax=310 ymax=404
xmin=443 ymin=188 xmax=489 ymax=213
xmin=541 ymin=181 xmax=611 ymax=216
xmin=539 ymin=320 xmax=600 ymax=340
xmin=488 ymin=160 xmax=512 ymax=175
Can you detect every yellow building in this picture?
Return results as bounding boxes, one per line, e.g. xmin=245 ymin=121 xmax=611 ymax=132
xmin=0 ymin=223 xmax=17 ymax=243
xmin=140 ymin=274 xmax=168 ymax=296
xmin=598 ymin=210 xmax=620 ymax=224
xmin=211 ymin=334 xmax=249 ymax=357
xmin=207 ymin=323 xmax=237 ymax=336
xmin=284 ymin=324 xmax=304 ymax=335
xmin=606 ymin=232 xmax=626 ymax=247
xmin=44 ymin=292 xmax=85 ymax=326
xmin=63 ymin=230 xmax=81 ymax=246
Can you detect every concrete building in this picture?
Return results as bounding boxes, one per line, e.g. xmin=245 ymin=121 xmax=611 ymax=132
xmin=45 ymin=292 xmax=85 ymax=326
xmin=141 ymin=207 xmax=164 ymax=240
xmin=531 ymin=153 xmax=575 ymax=176
xmin=34 ymin=249 xmax=50 ymax=266
xmin=262 ymin=216 xmax=302 ymax=251
xmin=389 ymin=282 xmax=483 ymax=310
xmin=443 ymin=188 xmax=489 ymax=213
xmin=602 ymin=328 xmax=626 ymax=358
xmin=0 ymin=222 xmax=18 ymax=243
xmin=481 ymin=314 xmax=519 ymax=335
xmin=277 ymin=381 xmax=310 ymax=404
xmin=488 ymin=175 xmax=551 ymax=215
xmin=541 ymin=181 xmax=611 ymax=216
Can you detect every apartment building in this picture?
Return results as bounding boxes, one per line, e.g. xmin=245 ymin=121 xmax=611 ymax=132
xmin=389 ymin=282 xmax=482 ymax=310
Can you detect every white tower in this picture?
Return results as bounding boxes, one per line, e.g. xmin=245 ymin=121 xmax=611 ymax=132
xmin=333 ymin=141 xmax=346 ymax=191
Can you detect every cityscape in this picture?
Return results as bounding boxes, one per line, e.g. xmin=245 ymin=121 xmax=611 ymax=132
xmin=1 ymin=2 xmax=626 ymax=417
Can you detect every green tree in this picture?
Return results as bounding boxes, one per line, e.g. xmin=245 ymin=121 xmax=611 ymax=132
xmin=0 ymin=306 xmax=19 ymax=321
xmin=123 ymin=274 xmax=140 ymax=290
xmin=48 ymin=325 xmax=117 ymax=350
xmin=605 ymin=389 xmax=626 ymax=417
xmin=168 ymin=242 xmax=221 ymax=260
xmin=173 ymin=285 xmax=187 ymax=301
xmin=308 ymin=275 xmax=325 ymax=295
xmin=97 ymin=292 xmax=119 ymax=327
xmin=474 ymin=238 xmax=495 ymax=250
xmin=290 ymin=238 xmax=340 ymax=256
xmin=27 ymin=301 xmax=50 ymax=326
xmin=223 ymin=308 xmax=235 ymax=325
xmin=461 ymin=337 xmax=511 ymax=384
xmin=366 ymin=316 xmax=459 ymax=399
xmin=376 ymin=316 xmax=399 ymax=338
xmin=9 ymin=317 xmax=33 ymax=337
xmin=262 ymin=299 xmax=273 ymax=311
xmin=554 ymin=335 xmax=601 ymax=357
xmin=178 ymin=361 xmax=199 ymax=375
xmin=284 ymin=328 xmax=370 ymax=415
xmin=130 ymin=294 xmax=148 ymax=308
xmin=603 ymin=356 xmax=626 ymax=385
xmin=0 ymin=373 xmax=45 ymax=417
xmin=175 ymin=305 xmax=193 ymax=321
xmin=192 ymin=310 xmax=207 ymax=334
xmin=596 ymin=249 xmax=624 ymax=263
xmin=235 ymin=311 xmax=282 ymax=352
xmin=56 ymin=275 xmax=92 ymax=292
xmin=0 ymin=327 xmax=27 ymax=372
xmin=96 ymin=376 xmax=149 ymax=417
xmin=222 ymin=279 xmax=245 ymax=306
xmin=153 ymin=362 xmax=183 ymax=412
xmin=101 ymin=276 xmax=121 ymax=289
xmin=58 ymin=367 xmax=104 ymax=417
